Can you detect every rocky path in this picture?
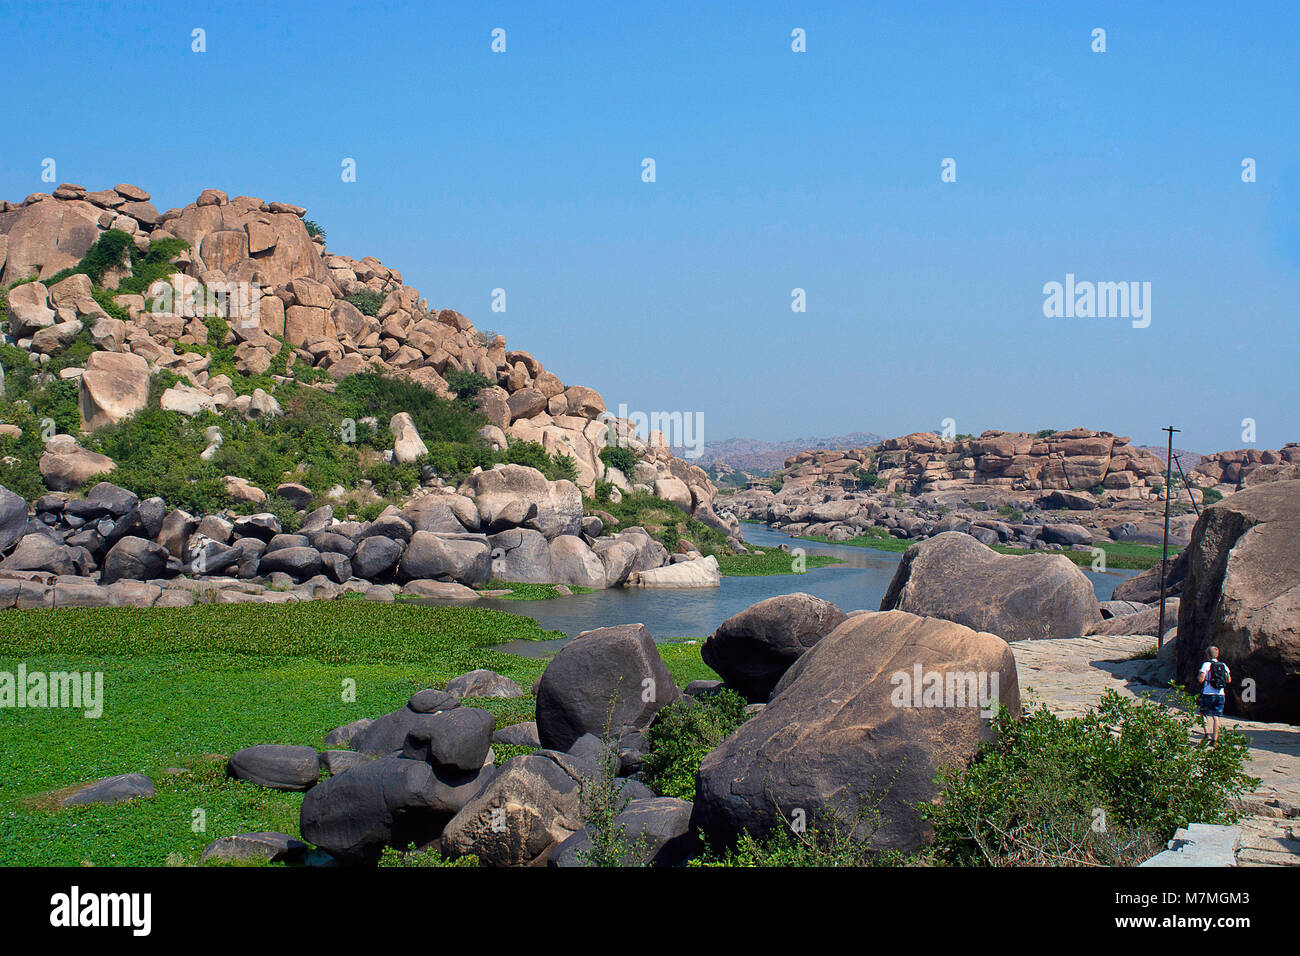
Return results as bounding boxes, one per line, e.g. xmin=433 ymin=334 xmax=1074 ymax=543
xmin=1010 ymin=634 xmax=1300 ymax=867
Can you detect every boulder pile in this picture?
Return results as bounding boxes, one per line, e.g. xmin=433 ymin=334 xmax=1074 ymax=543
xmin=176 ymin=603 xmax=1023 ymax=866
xmin=0 ymin=465 xmax=721 ymax=608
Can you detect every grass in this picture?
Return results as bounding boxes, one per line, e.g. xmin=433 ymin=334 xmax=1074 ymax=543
xmin=481 ymin=581 xmax=597 ymax=601
xmin=0 ymin=600 xmax=715 ymax=867
xmin=716 ymin=550 xmax=843 ymax=576
xmin=796 ymin=531 xmax=1177 ymax=570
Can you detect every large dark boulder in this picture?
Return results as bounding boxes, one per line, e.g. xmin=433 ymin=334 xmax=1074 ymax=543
xmin=352 ymin=535 xmax=403 ymax=579
xmin=702 ymin=593 xmax=847 ymax=702
xmin=880 ymin=531 xmax=1101 ymax=641
xmin=100 ymin=535 xmax=171 ymax=584
xmin=693 ymin=610 xmax=1020 ymax=854
xmin=227 ymin=744 xmax=321 ymax=791
xmin=0 ymin=533 xmax=80 ymax=574
xmin=400 ymin=706 xmax=495 ymax=772
xmin=299 ymin=757 xmax=445 ymax=864
xmin=0 ymin=484 xmax=28 ymax=553
xmin=1176 ymin=480 xmax=1300 ymax=723
xmin=352 ymin=693 xmax=461 ymax=756
xmin=258 ymin=546 xmax=323 ymax=580
xmin=535 ymin=624 xmax=681 ymax=752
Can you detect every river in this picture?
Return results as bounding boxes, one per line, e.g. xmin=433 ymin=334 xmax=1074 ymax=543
xmin=476 ymin=524 xmax=1139 ymax=655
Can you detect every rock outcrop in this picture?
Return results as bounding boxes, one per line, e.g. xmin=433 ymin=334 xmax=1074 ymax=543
xmin=1175 ymin=480 xmax=1300 ymax=723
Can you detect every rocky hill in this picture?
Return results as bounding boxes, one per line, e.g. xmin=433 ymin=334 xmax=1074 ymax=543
xmin=0 ymin=182 xmax=736 ymax=536
xmin=770 ymin=428 xmax=1171 ymax=499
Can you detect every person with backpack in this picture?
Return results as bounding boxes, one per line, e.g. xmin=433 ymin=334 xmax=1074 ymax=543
xmin=1197 ymin=646 xmax=1231 ymax=744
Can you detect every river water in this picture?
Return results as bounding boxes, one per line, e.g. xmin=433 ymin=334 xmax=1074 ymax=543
xmin=478 ymin=524 xmax=1139 ymax=654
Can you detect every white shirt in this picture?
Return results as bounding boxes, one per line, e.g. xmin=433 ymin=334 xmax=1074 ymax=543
xmin=1199 ymin=661 xmax=1229 ymax=697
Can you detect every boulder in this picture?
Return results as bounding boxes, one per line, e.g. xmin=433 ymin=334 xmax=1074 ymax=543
xmin=627 ymin=554 xmax=720 ymax=588
xmin=227 ymin=744 xmax=321 ymax=791
xmin=7 ymin=281 xmax=55 ymax=336
xmin=78 ymin=351 xmax=149 ymax=430
xmin=100 ymin=536 xmax=171 ymax=584
xmin=38 ymin=435 xmax=116 ymax=491
xmin=0 ymin=484 xmax=29 ymax=553
xmin=400 ymin=706 xmax=495 ymax=772
xmin=488 ymin=528 xmax=554 ymax=583
xmin=397 ymin=531 xmax=490 ymax=586
xmin=536 ymin=623 xmax=681 ymax=752
xmin=880 ymin=532 xmax=1101 ymax=641
xmin=298 ymin=757 xmax=446 ymax=864
xmin=440 ymin=752 xmax=586 ymax=866
xmin=702 ymin=593 xmax=848 ymax=702
xmin=351 ymin=535 xmax=403 ymax=579
xmin=258 ymin=546 xmax=323 ymax=580
xmin=1175 ymin=480 xmax=1300 ymax=723
xmin=201 ymin=832 xmax=309 ymax=865
xmin=467 ymin=465 xmax=582 ymax=539
xmin=549 ymin=796 xmax=695 ymax=867
xmin=548 ymin=534 xmax=607 ymax=588
xmin=444 ymin=669 xmax=525 ymax=700
xmin=693 ymin=610 xmax=1020 ymax=854
xmin=56 ymin=772 xmax=155 ymax=808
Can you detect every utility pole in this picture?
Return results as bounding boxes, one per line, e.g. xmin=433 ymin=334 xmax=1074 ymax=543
xmin=1157 ymin=425 xmax=1179 ymax=648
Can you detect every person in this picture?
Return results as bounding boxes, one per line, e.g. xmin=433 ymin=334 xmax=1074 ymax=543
xmin=1197 ymin=646 xmax=1231 ymax=744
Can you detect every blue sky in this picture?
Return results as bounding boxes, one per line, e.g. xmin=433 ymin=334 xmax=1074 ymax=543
xmin=3 ymin=1 xmax=1296 ymax=452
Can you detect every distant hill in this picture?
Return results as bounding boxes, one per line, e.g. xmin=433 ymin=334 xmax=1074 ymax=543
xmin=674 ymin=431 xmax=884 ymax=475
xmin=1134 ymin=446 xmax=1205 ymax=471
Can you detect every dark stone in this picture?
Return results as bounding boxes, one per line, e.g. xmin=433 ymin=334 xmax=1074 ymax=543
xmin=227 ymin=744 xmax=321 ymax=791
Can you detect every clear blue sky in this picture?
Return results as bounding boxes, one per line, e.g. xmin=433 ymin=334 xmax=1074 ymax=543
xmin=3 ymin=1 xmax=1296 ymax=453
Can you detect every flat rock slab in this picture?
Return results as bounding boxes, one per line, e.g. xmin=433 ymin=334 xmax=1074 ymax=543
xmin=56 ymin=772 xmax=155 ymax=807
xmin=1141 ymin=824 xmax=1241 ymax=867
xmin=201 ymin=831 xmax=309 ymax=865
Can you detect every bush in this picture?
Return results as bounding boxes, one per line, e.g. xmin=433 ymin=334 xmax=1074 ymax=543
xmin=304 ymin=220 xmax=326 ymax=241
xmin=345 ymin=289 xmax=385 ymax=316
xmin=599 ymin=444 xmax=638 ymax=477
xmin=642 ymin=689 xmax=750 ymax=800
xmin=923 ymin=690 xmax=1258 ymax=866
xmin=444 ymin=368 xmax=492 ymax=401
xmin=1202 ymin=487 xmax=1223 ymax=505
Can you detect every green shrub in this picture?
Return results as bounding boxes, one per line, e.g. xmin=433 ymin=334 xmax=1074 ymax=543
xmin=445 ymin=368 xmax=492 ymax=401
xmin=691 ymin=810 xmax=899 ymax=867
xmin=923 ymin=690 xmax=1258 ymax=866
xmin=1202 ymin=487 xmax=1223 ymax=505
xmin=304 ymin=220 xmax=326 ymax=241
xmin=345 ymin=289 xmax=385 ymax=316
xmin=599 ymin=444 xmax=638 ymax=477
xmin=642 ymin=689 xmax=750 ymax=800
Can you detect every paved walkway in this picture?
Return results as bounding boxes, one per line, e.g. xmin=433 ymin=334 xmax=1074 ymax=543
xmin=1011 ymin=635 xmax=1300 ymax=867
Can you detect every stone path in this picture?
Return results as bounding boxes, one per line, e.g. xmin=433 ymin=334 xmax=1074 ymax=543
xmin=1011 ymin=634 xmax=1300 ymax=867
